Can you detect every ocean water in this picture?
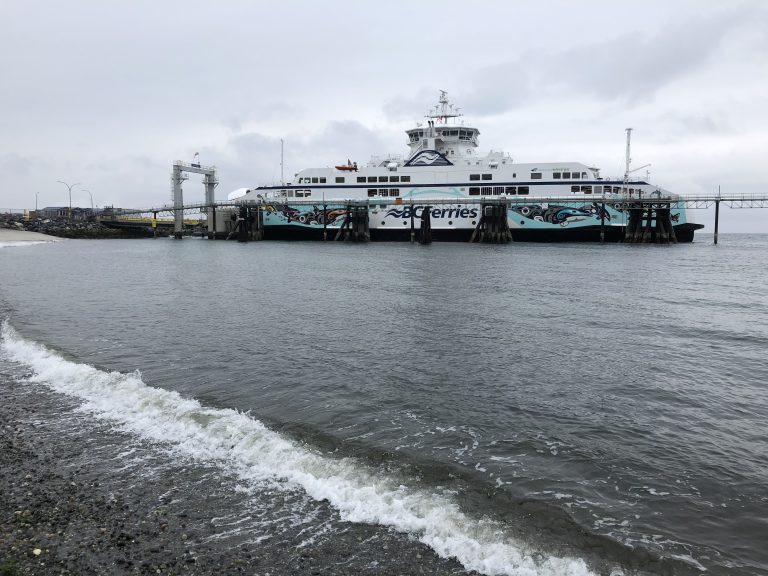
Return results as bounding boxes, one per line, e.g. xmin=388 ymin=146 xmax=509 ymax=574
xmin=1 ymin=235 xmax=767 ymax=575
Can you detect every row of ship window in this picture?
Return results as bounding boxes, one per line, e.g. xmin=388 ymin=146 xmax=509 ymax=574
xmin=469 ymin=187 xmax=530 ymax=196
xmin=289 ymin=184 xmax=641 ymax=198
xmin=297 ymin=173 xmax=596 ymax=185
xmin=409 ymin=129 xmax=477 ymax=142
xmin=357 ymin=175 xmax=412 ymax=183
xmin=296 ymin=175 xmax=414 ymax=184
xmin=368 ymin=189 xmax=401 ymax=197
xmin=569 ymin=185 xmax=642 ymax=194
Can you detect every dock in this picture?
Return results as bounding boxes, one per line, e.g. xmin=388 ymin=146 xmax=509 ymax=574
xmin=99 ymin=192 xmax=768 ymax=245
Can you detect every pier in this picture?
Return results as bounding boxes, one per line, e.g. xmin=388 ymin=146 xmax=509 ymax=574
xmin=99 ymin=192 xmax=767 ymax=245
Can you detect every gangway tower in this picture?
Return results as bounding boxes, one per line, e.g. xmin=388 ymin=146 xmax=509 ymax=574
xmin=171 ymin=160 xmax=218 ymax=238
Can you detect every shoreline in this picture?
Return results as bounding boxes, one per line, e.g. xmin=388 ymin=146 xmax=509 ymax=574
xmin=0 ymin=371 xmax=474 ymax=576
xmin=0 ymin=229 xmax=59 ymax=243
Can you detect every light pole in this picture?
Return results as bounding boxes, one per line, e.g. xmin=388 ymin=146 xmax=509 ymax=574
xmin=57 ymin=180 xmax=81 ymax=221
xmin=81 ymin=189 xmax=94 ymax=211
xmin=35 ymin=192 xmax=40 ymax=212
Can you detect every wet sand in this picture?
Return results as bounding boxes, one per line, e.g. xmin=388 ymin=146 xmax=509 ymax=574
xmin=0 ymin=229 xmax=58 ymax=243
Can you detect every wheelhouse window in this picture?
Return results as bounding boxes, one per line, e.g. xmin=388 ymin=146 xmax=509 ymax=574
xmin=531 ymin=172 xmax=542 ymax=180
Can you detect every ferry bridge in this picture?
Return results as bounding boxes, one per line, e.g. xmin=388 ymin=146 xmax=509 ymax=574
xmin=99 ymin=192 xmax=768 ymax=245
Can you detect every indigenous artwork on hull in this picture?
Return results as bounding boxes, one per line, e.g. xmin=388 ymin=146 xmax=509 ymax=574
xmin=511 ymin=203 xmax=612 ymax=227
xmin=264 ymin=203 xmax=348 ymax=226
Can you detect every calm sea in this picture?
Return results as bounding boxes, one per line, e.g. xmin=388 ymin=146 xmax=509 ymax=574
xmin=2 ymin=235 xmax=767 ymax=575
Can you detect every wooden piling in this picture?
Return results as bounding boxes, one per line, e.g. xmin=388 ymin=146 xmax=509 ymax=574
xmin=600 ymin=202 xmax=605 ymax=244
xmin=714 ymin=200 xmax=720 ymax=245
xmin=323 ymin=204 xmax=328 ymax=241
xmin=419 ymin=206 xmax=432 ymax=244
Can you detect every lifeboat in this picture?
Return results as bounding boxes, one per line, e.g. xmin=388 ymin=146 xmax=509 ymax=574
xmin=335 ymin=159 xmax=358 ymax=172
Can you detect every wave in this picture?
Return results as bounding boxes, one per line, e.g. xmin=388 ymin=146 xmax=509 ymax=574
xmin=0 ymin=319 xmax=597 ymax=576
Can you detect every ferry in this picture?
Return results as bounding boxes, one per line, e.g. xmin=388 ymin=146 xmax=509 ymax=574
xmin=239 ymin=92 xmax=703 ymax=242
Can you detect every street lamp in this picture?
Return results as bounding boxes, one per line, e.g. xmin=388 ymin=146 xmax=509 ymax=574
xmin=57 ymin=180 xmax=81 ymax=221
xmin=81 ymin=189 xmax=94 ymax=211
xmin=35 ymin=192 xmax=40 ymax=212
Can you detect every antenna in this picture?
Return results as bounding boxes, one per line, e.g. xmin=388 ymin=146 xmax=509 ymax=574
xmin=624 ymin=127 xmax=632 ymax=184
xmin=280 ymin=139 xmax=284 ymax=185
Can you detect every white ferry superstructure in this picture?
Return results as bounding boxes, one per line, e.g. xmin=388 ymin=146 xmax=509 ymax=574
xmin=240 ymin=92 xmax=703 ymax=242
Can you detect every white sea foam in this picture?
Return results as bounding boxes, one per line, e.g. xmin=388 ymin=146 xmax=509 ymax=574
xmin=1 ymin=320 xmax=597 ymax=576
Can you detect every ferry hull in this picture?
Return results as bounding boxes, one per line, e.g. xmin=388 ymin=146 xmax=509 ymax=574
xmin=259 ymin=201 xmax=703 ymax=242
xmin=262 ymin=222 xmax=702 ymax=243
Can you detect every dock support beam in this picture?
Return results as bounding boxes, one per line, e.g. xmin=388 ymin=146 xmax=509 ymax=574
xmin=410 ymin=203 xmax=415 ymax=243
xmin=171 ymin=160 xmax=218 ymax=240
xmin=600 ymin=201 xmax=606 ymax=243
xmin=714 ymin=200 xmax=720 ymax=245
xmin=172 ymin=163 xmax=184 ymax=239
xmin=204 ymin=172 xmax=217 ymax=237
xmin=419 ymin=206 xmax=432 ymax=244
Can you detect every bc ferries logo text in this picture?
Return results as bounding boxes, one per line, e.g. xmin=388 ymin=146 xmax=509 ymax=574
xmin=385 ymin=206 xmax=478 ymax=219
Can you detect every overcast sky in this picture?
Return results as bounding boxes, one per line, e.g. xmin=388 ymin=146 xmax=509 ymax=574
xmin=1 ymin=0 xmax=766 ymax=232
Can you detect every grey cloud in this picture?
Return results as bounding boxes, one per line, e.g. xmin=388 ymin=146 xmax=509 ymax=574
xmin=383 ymin=88 xmax=441 ymax=122
xmin=459 ymin=8 xmax=753 ymax=117
xmin=0 ymin=153 xmax=50 ymax=176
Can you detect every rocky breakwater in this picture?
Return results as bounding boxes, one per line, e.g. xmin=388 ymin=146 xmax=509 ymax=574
xmin=1 ymin=215 xmax=155 ymax=239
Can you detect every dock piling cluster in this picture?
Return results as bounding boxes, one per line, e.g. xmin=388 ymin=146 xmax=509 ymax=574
xmin=623 ymin=201 xmax=677 ymax=244
xmin=335 ymin=204 xmax=370 ymax=242
xmin=470 ymin=202 xmax=513 ymax=243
